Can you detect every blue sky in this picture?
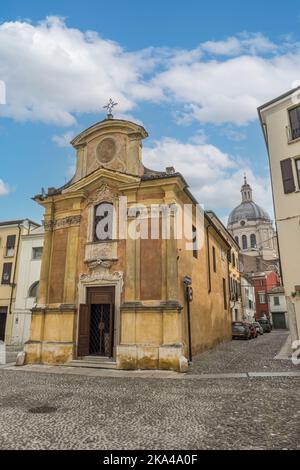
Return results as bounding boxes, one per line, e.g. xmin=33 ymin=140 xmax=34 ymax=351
xmin=1 ymin=0 xmax=300 ymax=224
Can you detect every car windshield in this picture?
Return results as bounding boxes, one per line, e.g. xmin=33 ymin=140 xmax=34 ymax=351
xmin=233 ymin=325 xmax=245 ymax=332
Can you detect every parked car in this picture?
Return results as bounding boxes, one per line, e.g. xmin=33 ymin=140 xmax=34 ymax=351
xmin=253 ymin=321 xmax=264 ymax=335
xmin=245 ymin=322 xmax=258 ymax=338
xmin=258 ymin=318 xmax=272 ymax=333
xmin=232 ymin=322 xmax=251 ymax=340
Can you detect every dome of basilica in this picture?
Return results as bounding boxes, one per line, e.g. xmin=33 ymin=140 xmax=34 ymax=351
xmin=228 ymin=201 xmax=271 ymax=225
xmin=228 ymin=176 xmax=271 ymax=226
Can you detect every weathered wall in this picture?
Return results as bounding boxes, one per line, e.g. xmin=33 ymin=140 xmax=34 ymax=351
xmin=178 ymin=219 xmax=231 ymax=357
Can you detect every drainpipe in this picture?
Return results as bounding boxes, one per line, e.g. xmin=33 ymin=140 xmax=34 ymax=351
xmin=184 ymin=276 xmax=193 ymax=363
xmin=227 ymin=248 xmax=231 ymax=318
xmin=206 ymin=224 xmax=211 ymax=293
xmin=186 ymin=289 xmax=192 ymax=363
xmin=9 ymin=222 xmax=22 ymax=315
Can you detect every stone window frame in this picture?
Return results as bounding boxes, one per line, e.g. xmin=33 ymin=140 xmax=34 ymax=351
xmin=87 ymin=197 xmax=118 ymax=245
xmin=93 ymin=201 xmax=114 ymax=242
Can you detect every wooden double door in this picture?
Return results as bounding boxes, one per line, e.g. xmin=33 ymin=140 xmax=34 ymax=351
xmin=78 ymin=286 xmax=115 ymax=358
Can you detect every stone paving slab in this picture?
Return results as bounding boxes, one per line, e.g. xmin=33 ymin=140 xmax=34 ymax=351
xmin=3 ymin=364 xmax=182 ymax=379
xmin=4 ymin=364 xmax=300 ymax=380
xmin=248 ymin=371 xmax=300 ymax=377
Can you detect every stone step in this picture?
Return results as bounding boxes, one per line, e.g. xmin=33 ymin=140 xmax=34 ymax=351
xmin=82 ymin=356 xmax=112 ymax=362
xmin=66 ymin=359 xmax=117 ymax=370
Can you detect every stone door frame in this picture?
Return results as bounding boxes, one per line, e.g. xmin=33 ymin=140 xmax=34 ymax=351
xmin=77 ymin=271 xmax=123 ymax=360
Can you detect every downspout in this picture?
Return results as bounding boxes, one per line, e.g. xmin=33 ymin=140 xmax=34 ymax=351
xmin=186 ymin=287 xmax=192 ymax=363
xmin=227 ymin=249 xmax=231 ymax=317
xmin=9 ymin=222 xmax=22 ymax=315
xmin=206 ymin=224 xmax=211 ymax=293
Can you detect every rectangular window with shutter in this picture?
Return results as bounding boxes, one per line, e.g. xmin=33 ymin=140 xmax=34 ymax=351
xmin=295 ymin=159 xmax=300 ymax=189
xmin=5 ymin=235 xmax=16 ymax=257
xmin=280 ymin=158 xmax=295 ymax=194
xmin=1 ymin=263 xmax=12 ymax=284
xmin=289 ymin=106 xmax=300 ymax=140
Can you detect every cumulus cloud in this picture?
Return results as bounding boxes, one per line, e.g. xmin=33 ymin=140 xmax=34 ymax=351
xmin=1 ymin=17 xmax=300 ymax=126
xmin=154 ymin=52 xmax=300 ymax=125
xmin=143 ymin=138 xmax=273 ymax=218
xmin=0 ymin=16 xmax=161 ymax=125
xmin=0 ymin=179 xmax=10 ymax=196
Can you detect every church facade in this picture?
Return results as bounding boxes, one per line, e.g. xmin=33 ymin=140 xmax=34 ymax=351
xmin=24 ymin=116 xmax=232 ymax=371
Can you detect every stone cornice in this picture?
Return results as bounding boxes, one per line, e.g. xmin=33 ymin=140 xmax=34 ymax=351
xmin=62 ymin=168 xmax=141 ymax=195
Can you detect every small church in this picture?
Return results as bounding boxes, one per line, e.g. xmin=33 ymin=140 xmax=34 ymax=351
xmin=25 ymin=105 xmax=232 ymax=372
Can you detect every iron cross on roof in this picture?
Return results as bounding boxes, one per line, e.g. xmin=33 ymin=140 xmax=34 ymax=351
xmin=103 ymin=98 xmax=118 ymax=119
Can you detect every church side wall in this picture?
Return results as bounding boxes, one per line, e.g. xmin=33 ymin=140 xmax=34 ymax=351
xmin=177 ymin=220 xmax=232 ymax=357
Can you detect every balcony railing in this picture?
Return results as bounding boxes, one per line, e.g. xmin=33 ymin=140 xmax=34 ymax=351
xmin=286 ymin=124 xmax=300 ymax=142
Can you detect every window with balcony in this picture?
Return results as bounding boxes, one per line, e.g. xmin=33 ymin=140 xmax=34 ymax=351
xmin=289 ymin=106 xmax=300 ymax=141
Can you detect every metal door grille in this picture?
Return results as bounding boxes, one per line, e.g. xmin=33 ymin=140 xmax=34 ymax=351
xmin=89 ymin=304 xmax=111 ymax=356
xmin=0 ymin=310 xmax=7 ymax=342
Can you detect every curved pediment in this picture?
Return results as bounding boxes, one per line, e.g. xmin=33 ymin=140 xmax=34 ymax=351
xmin=70 ymin=118 xmax=148 ymax=147
xmin=71 ymin=118 xmax=148 ymax=181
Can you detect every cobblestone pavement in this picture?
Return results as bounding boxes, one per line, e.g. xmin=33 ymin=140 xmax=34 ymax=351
xmin=0 ymin=330 xmax=299 ymax=450
xmin=190 ymin=330 xmax=300 ymax=374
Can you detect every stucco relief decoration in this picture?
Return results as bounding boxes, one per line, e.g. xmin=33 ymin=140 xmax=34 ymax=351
xmin=80 ymin=270 xmax=123 ymax=286
xmin=43 ymin=215 xmax=81 ymax=231
xmin=86 ymin=183 xmax=119 ymax=206
xmin=87 ymin=258 xmax=116 ymax=269
xmin=96 ymin=138 xmax=116 ymax=164
xmin=95 ymin=136 xmax=126 ymax=172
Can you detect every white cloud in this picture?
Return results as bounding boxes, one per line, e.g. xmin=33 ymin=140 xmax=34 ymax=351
xmin=1 ymin=18 xmax=300 ymax=127
xmin=143 ymin=138 xmax=273 ymax=219
xmin=52 ymin=131 xmax=76 ymax=147
xmin=201 ymin=33 xmax=278 ymax=56
xmin=154 ymin=52 xmax=300 ymax=125
xmin=220 ymin=126 xmax=247 ymax=142
xmin=0 ymin=179 xmax=10 ymax=196
xmin=0 ymin=16 xmax=161 ymax=125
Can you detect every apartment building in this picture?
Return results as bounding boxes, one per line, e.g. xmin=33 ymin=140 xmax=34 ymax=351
xmin=0 ymin=219 xmax=39 ymax=344
xmin=258 ymin=87 xmax=300 ymax=343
